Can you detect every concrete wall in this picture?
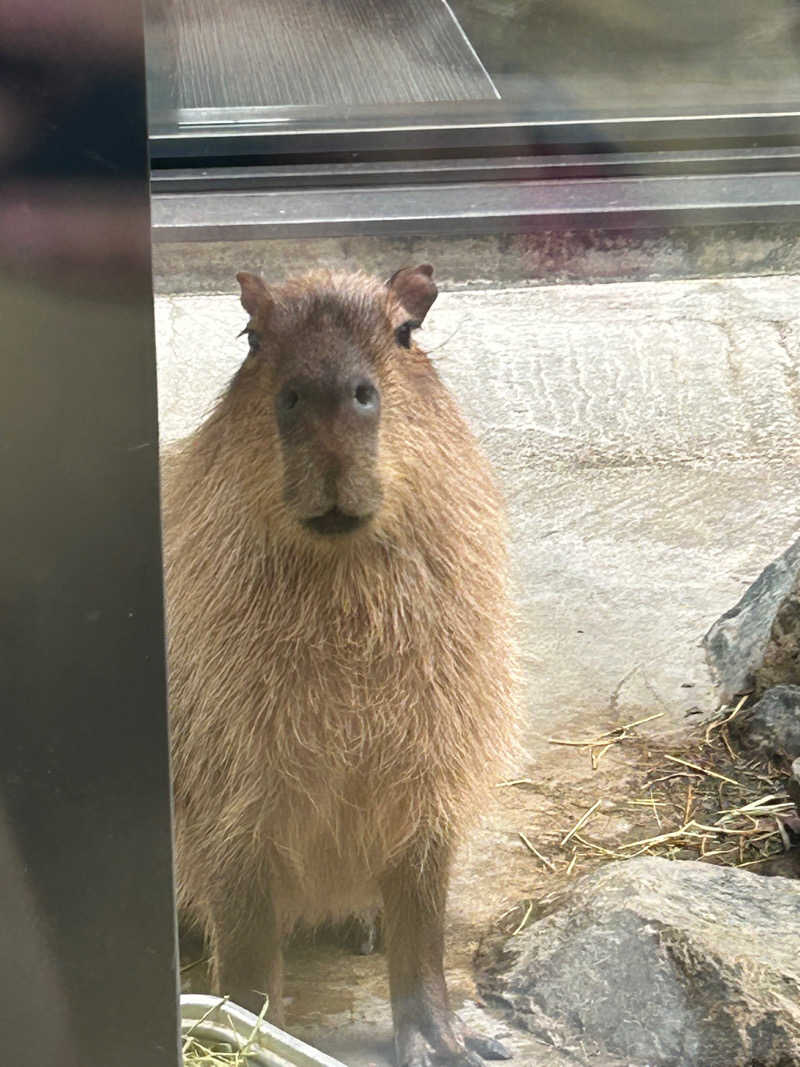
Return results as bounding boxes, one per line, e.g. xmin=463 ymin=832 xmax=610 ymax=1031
xmin=152 ymin=225 xmax=800 ymax=295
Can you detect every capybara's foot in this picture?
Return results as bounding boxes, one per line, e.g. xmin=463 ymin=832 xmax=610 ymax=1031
xmin=454 ymin=1021 xmax=511 ymax=1061
xmin=398 ymin=1028 xmax=481 ymax=1067
xmin=397 ymin=1015 xmax=510 ymax=1066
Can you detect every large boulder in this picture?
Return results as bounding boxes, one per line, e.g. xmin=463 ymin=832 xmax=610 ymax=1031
xmin=493 ymin=857 xmax=800 ymax=1066
xmin=758 ymin=574 xmax=800 ymax=695
xmin=731 ymin=684 xmax=800 ymax=760
xmin=704 ymin=538 xmax=800 ymax=705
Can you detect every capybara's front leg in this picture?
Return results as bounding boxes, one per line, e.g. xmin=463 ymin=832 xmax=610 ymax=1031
xmin=209 ymin=886 xmax=285 ymax=1025
xmin=380 ymin=839 xmax=511 ymax=1067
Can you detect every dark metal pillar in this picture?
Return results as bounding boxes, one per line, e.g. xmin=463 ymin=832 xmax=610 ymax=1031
xmin=0 ymin=0 xmax=179 ymax=1063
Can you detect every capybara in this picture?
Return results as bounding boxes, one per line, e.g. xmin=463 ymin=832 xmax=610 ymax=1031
xmin=162 ymin=265 xmax=517 ymax=1067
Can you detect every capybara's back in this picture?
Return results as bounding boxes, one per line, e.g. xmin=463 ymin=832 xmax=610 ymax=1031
xmin=163 ymin=265 xmax=517 ymax=1066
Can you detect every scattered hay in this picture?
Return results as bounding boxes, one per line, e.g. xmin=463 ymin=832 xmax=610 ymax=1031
xmin=560 ymin=799 xmax=601 ymax=846
xmin=620 ymin=700 xmax=793 ymax=871
xmin=183 ymin=1034 xmax=245 ymax=1066
xmin=502 ymin=698 xmax=796 ymax=935
xmin=518 ymin=831 xmax=556 ymax=872
xmin=548 ymin=712 xmax=665 ymax=769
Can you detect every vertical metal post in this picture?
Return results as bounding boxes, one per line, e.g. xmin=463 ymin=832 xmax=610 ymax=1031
xmin=0 ymin=0 xmax=179 ymax=1063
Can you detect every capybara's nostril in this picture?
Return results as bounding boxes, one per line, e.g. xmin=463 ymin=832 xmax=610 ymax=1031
xmin=278 ymin=385 xmax=299 ymax=412
xmin=352 ymin=379 xmax=379 ymax=416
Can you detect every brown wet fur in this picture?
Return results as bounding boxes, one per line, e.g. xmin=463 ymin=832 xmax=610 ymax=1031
xmin=162 ymin=266 xmax=518 ymax=1066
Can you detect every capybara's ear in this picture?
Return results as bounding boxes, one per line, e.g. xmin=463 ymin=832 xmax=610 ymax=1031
xmin=236 ymin=271 xmax=273 ymax=317
xmin=386 ymin=264 xmax=438 ymax=324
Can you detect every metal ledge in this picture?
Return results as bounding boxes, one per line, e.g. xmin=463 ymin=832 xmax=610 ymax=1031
xmin=148 ymin=104 xmax=800 ymax=161
xmin=150 ymin=148 xmax=800 ymax=194
xmin=151 ymin=171 xmax=800 ymax=242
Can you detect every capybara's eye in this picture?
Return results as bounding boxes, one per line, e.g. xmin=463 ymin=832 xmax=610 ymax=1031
xmin=247 ymin=330 xmax=259 ymax=351
xmin=395 ymin=320 xmax=419 ymax=349
xmin=279 ymin=387 xmax=299 ymax=412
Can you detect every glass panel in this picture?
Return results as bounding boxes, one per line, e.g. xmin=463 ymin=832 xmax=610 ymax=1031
xmin=147 ymin=5 xmax=800 ymax=1067
xmin=153 ymin=217 xmax=800 ymax=1067
xmin=454 ymin=0 xmax=800 ymax=112
xmin=145 ymin=0 xmax=800 ymax=150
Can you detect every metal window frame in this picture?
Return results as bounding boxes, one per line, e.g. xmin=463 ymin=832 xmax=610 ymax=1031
xmin=151 ymin=166 xmax=800 ymax=243
xmin=145 ymin=0 xmax=800 ymax=234
xmin=149 ymin=102 xmax=800 ymax=163
xmin=149 ymin=106 xmax=800 ymax=240
xmin=149 ymin=147 xmax=800 ymax=194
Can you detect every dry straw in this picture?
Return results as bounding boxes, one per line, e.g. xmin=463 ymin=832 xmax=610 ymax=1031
xmin=182 ymin=996 xmax=270 ymax=1066
xmin=505 ymin=699 xmax=794 ymax=934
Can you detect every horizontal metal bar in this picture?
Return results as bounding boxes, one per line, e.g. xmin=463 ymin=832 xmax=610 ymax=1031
xmin=154 ymin=100 xmax=800 ymax=129
xmin=151 ymin=171 xmax=800 ymax=242
xmin=149 ymin=106 xmax=800 ymax=161
xmin=150 ymin=148 xmax=800 ymax=193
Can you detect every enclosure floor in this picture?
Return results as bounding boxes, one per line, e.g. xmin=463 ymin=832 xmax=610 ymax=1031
xmin=160 ymin=272 xmax=800 ymax=1065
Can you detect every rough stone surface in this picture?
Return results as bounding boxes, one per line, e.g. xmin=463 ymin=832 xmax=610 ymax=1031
xmin=493 ymin=857 xmax=800 ymax=1067
xmin=705 ymin=540 xmax=800 ymax=705
xmin=733 ymin=685 xmax=800 ymax=760
xmin=758 ymin=572 xmax=800 ymax=696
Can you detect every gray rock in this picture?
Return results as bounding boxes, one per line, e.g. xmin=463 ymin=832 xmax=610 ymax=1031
xmin=790 ymin=757 xmax=800 ymax=810
xmin=732 ymin=685 xmax=800 ymax=760
xmin=758 ymin=575 xmax=800 ymax=696
xmin=494 ymin=857 xmax=800 ymax=1066
xmin=704 ymin=538 xmax=800 ymax=705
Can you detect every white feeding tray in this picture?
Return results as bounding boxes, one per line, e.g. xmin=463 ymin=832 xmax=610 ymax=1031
xmin=180 ymin=994 xmax=348 ymax=1067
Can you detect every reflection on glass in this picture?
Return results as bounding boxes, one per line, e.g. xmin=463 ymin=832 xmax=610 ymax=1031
xmin=453 ymin=0 xmax=800 ymax=111
xmin=145 ymin=0 xmax=800 ymax=133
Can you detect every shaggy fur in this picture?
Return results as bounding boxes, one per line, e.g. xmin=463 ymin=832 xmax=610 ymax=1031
xmin=162 ymin=268 xmax=517 ymax=991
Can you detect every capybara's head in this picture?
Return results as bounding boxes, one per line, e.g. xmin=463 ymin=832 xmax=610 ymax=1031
xmin=231 ymin=265 xmax=439 ymax=540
